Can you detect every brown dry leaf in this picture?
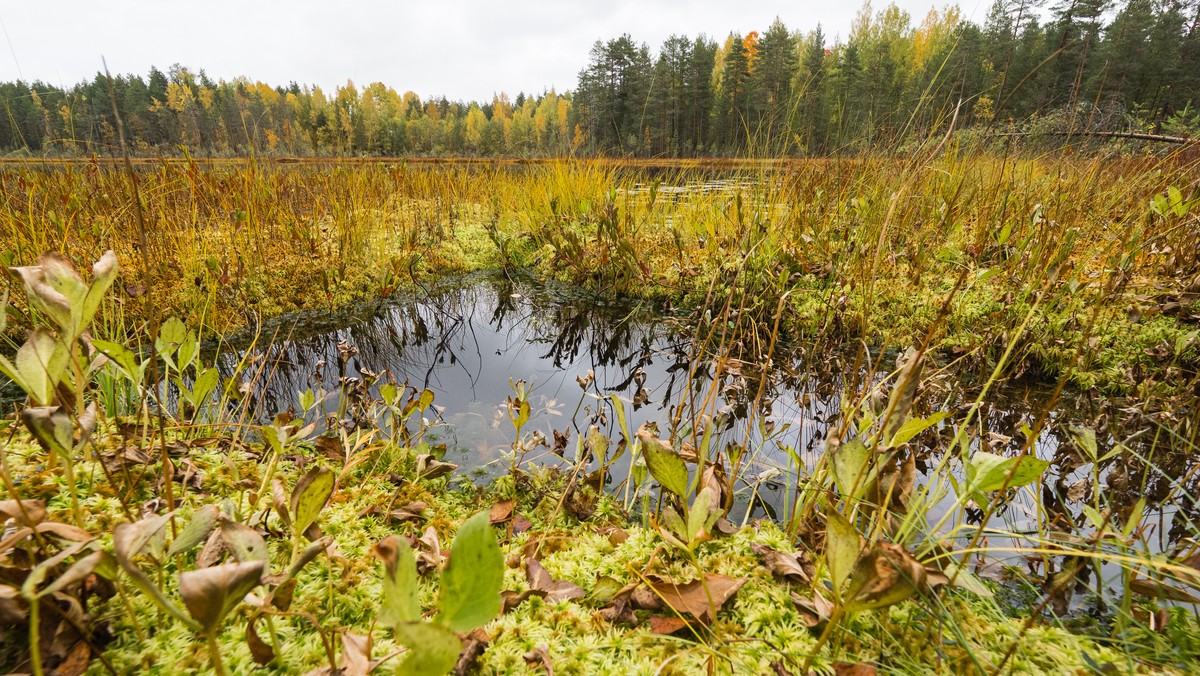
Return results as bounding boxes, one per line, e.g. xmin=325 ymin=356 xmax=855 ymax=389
xmin=597 ymin=597 xmax=638 ymax=625
xmin=751 ymin=542 xmax=814 ymax=585
xmin=603 ymin=527 xmax=629 ymax=546
xmin=339 ymin=632 xmax=373 ymax=676
xmin=196 ymin=529 xmax=226 ymax=568
xmin=501 ymin=589 xmax=547 ymax=613
xmin=517 ymin=532 xmax=573 ymax=563
xmin=387 ymin=502 xmax=429 ymax=524
xmin=649 ymin=616 xmax=692 ymax=635
xmin=247 ymin=616 xmax=276 ymax=665
xmin=416 ymin=454 xmax=456 ymax=481
xmin=35 ymin=521 xmax=94 ymax=542
xmin=0 ymin=498 xmax=47 ymax=527
xmin=526 ymin=558 xmax=586 ymax=602
xmin=1132 ymin=606 xmax=1170 ymax=633
xmin=833 ymin=662 xmax=878 ymax=676
xmin=563 ymin=485 xmax=596 ymax=521
xmin=54 ymin=640 xmax=90 ymax=676
xmin=489 ymin=499 xmax=515 ymax=525
xmin=455 ymin=628 xmax=489 ymax=675
xmin=414 ymin=526 xmax=445 ymax=575
xmin=790 ymin=591 xmax=834 ymax=628
xmin=1129 ymin=577 xmax=1200 ymax=604
xmin=522 ymin=643 xmax=554 ymax=675
xmin=1066 ymin=477 xmax=1090 ymax=502
xmin=315 ymin=435 xmax=343 ymax=462
xmin=843 ymin=542 xmax=928 ymax=612
xmin=0 ymin=586 xmax=26 ymax=624
xmin=645 ymin=574 xmax=745 ymax=622
xmin=513 ymin=514 xmax=533 ymax=533
xmin=712 ymin=517 xmax=738 ymax=537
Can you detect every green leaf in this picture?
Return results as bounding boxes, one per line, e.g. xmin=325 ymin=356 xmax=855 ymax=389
xmin=1068 ymin=426 xmax=1098 ymax=464
xmin=93 ymin=339 xmax=147 ymax=384
xmin=177 ymin=330 xmax=199 ymax=373
xmin=636 ymin=426 xmax=689 ymax=499
xmin=437 ymin=511 xmax=502 ymax=632
xmin=0 ymin=290 xmax=7 ymax=333
xmin=191 ymin=368 xmax=219 ymax=408
xmin=20 ymin=406 xmax=74 ymax=456
xmin=392 ymin=621 xmax=462 ymax=676
xmin=290 ymin=467 xmax=335 ymax=537
xmin=889 ymin=412 xmax=949 ymax=447
xmin=418 ymin=388 xmax=435 ymax=411
xmin=686 ymin=487 xmax=716 ymax=546
xmin=168 ymin=504 xmax=221 ymax=557
xmin=219 ymin=518 xmax=270 ymax=566
xmin=825 ymin=509 xmax=860 ymax=600
xmin=156 ymin=317 xmax=187 ymax=369
xmin=79 ymin=250 xmax=117 ymax=332
xmin=374 ymin=535 xmax=420 ymax=627
xmin=966 ymin=451 xmax=1049 ymax=492
xmin=830 ymin=438 xmax=872 ymax=499
xmin=13 ymin=329 xmax=69 ymax=405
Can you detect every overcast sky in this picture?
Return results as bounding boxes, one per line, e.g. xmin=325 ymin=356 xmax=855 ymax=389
xmin=0 ymin=1 xmax=983 ymax=101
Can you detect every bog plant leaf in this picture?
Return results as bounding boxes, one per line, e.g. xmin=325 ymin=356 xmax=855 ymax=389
xmin=291 ymin=466 xmax=335 ymax=536
xmin=825 ymin=509 xmax=860 ymax=599
xmin=393 ymin=621 xmax=462 ymax=676
xmin=168 ymin=505 xmax=221 ymax=557
xmin=437 ymin=511 xmax=503 ymax=632
xmin=636 ymin=425 xmax=688 ymax=499
xmin=2 ymin=329 xmax=69 ymax=405
xmin=966 ymin=451 xmax=1050 ymax=492
xmin=219 ymin=518 xmax=270 ymax=566
xmin=830 ymin=437 xmax=872 ymax=499
xmin=374 ymin=535 xmax=420 ymax=626
xmin=20 ymin=406 xmax=74 ymax=456
xmin=179 ymin=560 xmax=264 ymax=633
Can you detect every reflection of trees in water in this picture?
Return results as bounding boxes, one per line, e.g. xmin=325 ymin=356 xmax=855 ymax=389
xmin=222 ymin=276 xmax=1198 ymax=547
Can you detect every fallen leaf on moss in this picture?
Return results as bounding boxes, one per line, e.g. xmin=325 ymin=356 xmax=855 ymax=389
xmin=523 ymin=643 xmax=554 ymax=674
xmin=489 ymin=499 xmax=515 ymax=524
xmin=751 ymin=542 xmax=814 ymax=584
xmin=526 ymin=558 xmax=585 ymax=602
xmin=644 ymin=573 xmax=745 ymax=622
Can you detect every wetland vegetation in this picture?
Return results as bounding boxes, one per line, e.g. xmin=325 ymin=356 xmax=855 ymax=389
xmin=2 ymin=2 xmax=1200 ymax=674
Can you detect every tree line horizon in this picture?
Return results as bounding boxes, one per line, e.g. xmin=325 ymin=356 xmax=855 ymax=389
xmin=2 ymin=0 xmax=1198 ymax=158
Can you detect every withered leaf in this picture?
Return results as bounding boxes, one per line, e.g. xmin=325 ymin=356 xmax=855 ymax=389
xmin=416 ymin=454 xmax=456 ymax=481
xmin=54 ymin=640 xmax=91 ymax=676
xmin=790 ymin=591 xmax=834 ymax=628
xmin=247 ymin=615 xmax=276 ymax=665
xmin=522 ymin=643 xmax=554 ymax=675
xmin=179 ymin=560 xmax=264 ymax=632
xmin=833 ymin=663 xmax=878 ymax=676
xmin=645 ymin=574 xmax=745 ymax=622
xmin=489 ymin=499 xmax=515 ymax=525
xmin=751 ymin=542 xmax=814 ymax=585
xmin=455 ymin=628 xmax=489 ymax=675
xmin=526 ymin=558 xmax=586 ymax=602
xmin=35 ymin=521 xmax=94 ymax=542
xmin=649 ymin=615 xmax=693 ymax=635
xmin=597 ymin=598 xmax=637 ymax=625
xmin=0 ymin=499 xmax=47 ymax=527
xmin=1129 ymin=577 xmax=1200 ymax=604
xmin=501 ymin=589 xmax=547 ymax=613
xmin=315 ymin=435 xmax=343 ymax=462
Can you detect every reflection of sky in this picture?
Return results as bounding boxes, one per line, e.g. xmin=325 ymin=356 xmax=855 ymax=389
xmin=220 ymin=274 xmax=1197 ymax=575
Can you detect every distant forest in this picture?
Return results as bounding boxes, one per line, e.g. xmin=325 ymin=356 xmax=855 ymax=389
xmin=2 ymin=0 xmax=1199 ymax=157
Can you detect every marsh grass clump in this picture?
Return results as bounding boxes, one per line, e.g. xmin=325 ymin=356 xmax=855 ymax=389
xmin=2 ymin=147 xmax=1200 ymax=674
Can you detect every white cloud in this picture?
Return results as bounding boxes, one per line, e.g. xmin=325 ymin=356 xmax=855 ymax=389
xmin=0 ymin=0 xmax=979 ymax=101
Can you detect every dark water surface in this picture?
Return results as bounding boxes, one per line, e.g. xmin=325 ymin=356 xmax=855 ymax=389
xmin=227 ymin=274 xmax=1198 ymax=570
